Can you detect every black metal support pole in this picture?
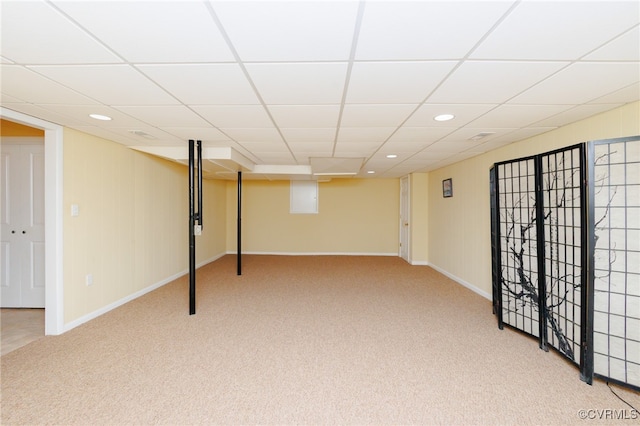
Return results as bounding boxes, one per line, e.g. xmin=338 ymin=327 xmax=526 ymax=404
xmin=490 ymin=165 xmax=504 ymax=330
xmin=534 ymin=155 xmax=548 ymax=351
xmin=197 ymin=140 xmax=202 ymax=227
xmin=237 ymin=170 xmax=242 ymax=275
xmin=188 ymin=139 xmax=196 ymax=315
xmin=581 ymin=142 xmax=594 ymax=384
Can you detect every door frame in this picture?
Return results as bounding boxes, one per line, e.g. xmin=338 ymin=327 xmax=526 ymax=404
xmin=399 ymin=175 xmax=410 ymax=262
xmin=1 ymin=107 xmax=64 ymax=335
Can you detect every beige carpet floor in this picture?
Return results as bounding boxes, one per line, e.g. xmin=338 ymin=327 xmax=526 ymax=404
xmin=1 ymin=255 xmax=638 ymax=425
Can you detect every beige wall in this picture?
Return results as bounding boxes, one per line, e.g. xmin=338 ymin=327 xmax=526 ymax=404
xmin=426 ymin=101 xmax=640 ymax=297
xmin=409 ymin=173 xmax=429 ymax=264
xmin=227 ymin=178 xmax=400 ymax=255
xmin=63 ymin=129 xmax=226 ymax=323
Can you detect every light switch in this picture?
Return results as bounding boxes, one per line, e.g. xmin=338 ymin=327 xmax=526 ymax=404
xmin=71 ymin=204 xmax=79 ymax=217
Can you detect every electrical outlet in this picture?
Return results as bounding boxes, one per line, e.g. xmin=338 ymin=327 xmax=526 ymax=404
xmin=194 ymin=225 xmax=202 ymax=236
xmin=86 ymin=274 xmax=93 ymax=286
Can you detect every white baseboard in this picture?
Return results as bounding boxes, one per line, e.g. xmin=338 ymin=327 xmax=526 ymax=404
xmin=228 ymin=251 xmax=398 ymax=257
xmin=428 ymin=263 xmax=492 ymax=301
xmin=63 ymin=252 xmax=225 ymax=333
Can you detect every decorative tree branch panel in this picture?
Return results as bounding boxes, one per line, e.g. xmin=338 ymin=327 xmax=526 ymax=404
xmin=491 ymin=136 xmax=640 ymax=391
xmin=540 ymin=146 xmax=586 ymax=364
xmin=589 ymin=137 xmax=640 ymax=389
xmin=496 ymin=157 xmax=541 ymax=339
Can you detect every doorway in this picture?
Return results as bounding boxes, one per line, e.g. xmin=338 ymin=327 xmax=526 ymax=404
xmin=400 ymin=176 xmax=410 ymax=262
xmin=0 ymin=108 xmax=64 ymax=335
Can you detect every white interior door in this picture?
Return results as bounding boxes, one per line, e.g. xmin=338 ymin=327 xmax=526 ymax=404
xmin=400 ymin=176 xmax=409 ymax=262
xmin=1 ymin=142 xmax=45 ymax=308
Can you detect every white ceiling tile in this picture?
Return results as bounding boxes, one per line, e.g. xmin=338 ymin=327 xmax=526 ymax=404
xmin=356 ymin=1 xmax=514 ymax=60
xmin=287 ymin=140 xmax=334 ymax=153
xmin=471 ymin=1 xmax=640 ymax=60
xmin=423 ymin=140 xmax=479 ymax=153
xmin=387 ymin=127 xmax=455 ymax=146
xmin=1 ymin=65 xmax=99 ymax=104
xmin=246 ymin=63 xmax=348 ymax=104
xmin=0 ymin=1 xmax=121 ymax=64
xmin=161 ymin=127 xmax=232 ymax=143
xmin=467 ymin=104 xmax=573 ymax=128
xmin=253 ymin=155 xmax=296 ymax=166
xmin=436 ymin=127 xmax=516 ymax=144
xmin=191 ymin=105 xmax=273 ymax=128
xmin=232 ymin=141 xmax=288 ymax=151
xmin=69 ymin=124 xmax=183 ymax=146
xmin=29 ymin=65 xmax=179 ymax=105
xmin=138 ymin=64 xmax=259 ymax=105
xmin=337 ymin=127 xmax=396 ymax=143
xmin=428 ymin=61 xmax=568 ymax=104
xmin=221 ymin=128 xmax=283 ymax=143
xmin=280 ymin=128 xmax=336 ymax=144
xmin=0 ymin=94 xmax=23 ymax=104
xmin=584 ymin=26 xmax=640 ymax=61
xmin=590 ymin=83 xmax=640 ymax=104
xmin=512 ymin=62 xmax=640 ymax=105
xmin=360 ymin=159 xmax=395 ymax=172
xmin=268 ymin=105 xmax=340 ymax=128
xmin=405 ymin=104 xmax=497 ymax=127
xmin=114 ymin=106 xmax=211 ymax=128
xmin=532 ymin=104 xmax=625 ymax=127
xmin=479 ymin=128 xmax=558 ymax=148
xmin=406 ymin=151 xmax=455 ymax=162
xmin=54 ymin=1 xmax=234 ymax=62
xmin=0 ymin=103 xmax=89 ymax=127
xmin=379 ymin=139 xmax=439 ymax=153
xmin=46 ymin=105 xmax=154 ymax=127
xmin=334 ymin=141 xmax=382 ymax=155
xmin=213 ymin=1 xmax=359 ymax=61
xmin=341 ymin=104 xmax=417 ymax=127
xmin=347 ymin=62 xmax=456 ymax=104
xmin=68 ymin=126 xmax=141 ymax=146
xmin=368 ymin=152 xmax=412 ymax=162
xmin=238 ymin=144 xmax=293 ymax=164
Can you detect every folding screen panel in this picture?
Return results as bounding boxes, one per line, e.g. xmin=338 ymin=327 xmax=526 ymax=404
xmin=589 ymin=137 xmax=640 ymax=389
xmin=494 ymin=157 xmax=542 ymax=340
xmin=492 ymin=137 xmax=639 ymax=390
xmin=539 ymin=146 xmax=586 ymax=365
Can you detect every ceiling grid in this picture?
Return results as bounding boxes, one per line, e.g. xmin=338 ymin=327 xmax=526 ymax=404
xmin=1 ymin=0 xmax=638 ymax=179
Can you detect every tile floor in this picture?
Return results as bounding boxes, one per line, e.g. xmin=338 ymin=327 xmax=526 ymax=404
xmin=1 ymin=309 xmax=45 ymax=356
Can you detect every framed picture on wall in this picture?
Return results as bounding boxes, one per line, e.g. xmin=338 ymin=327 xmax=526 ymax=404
xmin=443 ymin=178 xmax=453 ymax=198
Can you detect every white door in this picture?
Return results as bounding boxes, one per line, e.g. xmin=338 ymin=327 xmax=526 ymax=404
xmin=400 ymin=176 xmax=409 ymax=262
xmin=1 ymin=142 xmax=45 ymax=308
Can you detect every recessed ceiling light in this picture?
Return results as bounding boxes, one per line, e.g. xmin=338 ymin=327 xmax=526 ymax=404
xmin=434 ymin=114 xmax=455 ymax=122
xmin=89 ymin=113 xmax=112 ymax=121
xmin=386 ymin=154 xmax=398 ymax=159
xmin=367 ymin=170 xmax=375 ymax=174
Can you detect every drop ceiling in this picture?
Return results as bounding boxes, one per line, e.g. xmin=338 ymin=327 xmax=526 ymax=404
xmin=1 ymin=0 xmax=638 ymax=179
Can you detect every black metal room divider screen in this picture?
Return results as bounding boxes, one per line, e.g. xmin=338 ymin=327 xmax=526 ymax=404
xmin=491 ymin=136 xmax=640 ymax=391
xmin=588 ymin=137 xmax=640 ymax=389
